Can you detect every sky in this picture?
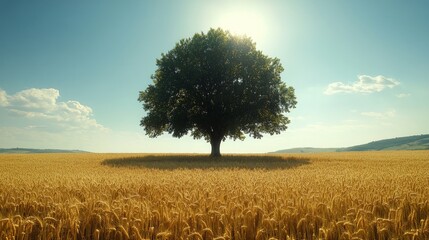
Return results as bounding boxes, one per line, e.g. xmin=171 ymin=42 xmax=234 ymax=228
xmin=0 ymin=1 xmax=428 ymax=153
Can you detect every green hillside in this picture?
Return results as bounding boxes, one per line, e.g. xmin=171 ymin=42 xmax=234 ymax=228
xmin=343 ymin=134 xmax=429 ymax=151
xmin=273 ymin=134 xmax=429 ymax=153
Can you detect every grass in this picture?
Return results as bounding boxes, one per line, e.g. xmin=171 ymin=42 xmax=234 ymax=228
xmin=0 ymin=151 xmax=428 ymax=239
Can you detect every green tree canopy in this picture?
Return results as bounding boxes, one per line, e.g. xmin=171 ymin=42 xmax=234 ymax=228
xmin=139 ymin=28 xmax=296 ymax=157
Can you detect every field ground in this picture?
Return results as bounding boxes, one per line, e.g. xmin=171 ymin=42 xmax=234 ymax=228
xmin=0 ymin=151 xmax=428 ymax=239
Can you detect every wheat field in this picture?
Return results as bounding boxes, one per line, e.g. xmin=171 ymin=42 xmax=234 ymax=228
xmin=0 ymin=151 xmax=428 ymax=239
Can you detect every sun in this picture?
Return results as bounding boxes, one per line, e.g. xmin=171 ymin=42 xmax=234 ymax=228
xmin=212 ymin=7 xmax=269 ymax=45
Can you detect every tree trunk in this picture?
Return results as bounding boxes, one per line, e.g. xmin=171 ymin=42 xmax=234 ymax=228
xmin=210 ymin=137 xmax=222 ymax=158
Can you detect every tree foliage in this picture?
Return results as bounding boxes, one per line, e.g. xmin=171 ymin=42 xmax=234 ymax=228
xmin=139 ymin=28 xmax=296 ymax=157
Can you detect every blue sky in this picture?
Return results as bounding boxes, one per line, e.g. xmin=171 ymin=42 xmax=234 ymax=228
xmin=1 ymin=1 xmax=428 ymax=153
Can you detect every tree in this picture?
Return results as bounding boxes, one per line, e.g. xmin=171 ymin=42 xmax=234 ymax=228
xmin=139 ymin=28 xmax=296 ymax=157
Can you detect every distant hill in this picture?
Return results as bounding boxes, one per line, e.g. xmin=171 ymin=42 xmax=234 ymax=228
xmin=272 ymin=147 xmax=342 ymax=153
xmin=272 ymin=134 xmax=429 ymax=153
xmin=0 ymin=148 xmax=89 ymax=154
xmin=343 ymin=134 xmax=429 ymax=151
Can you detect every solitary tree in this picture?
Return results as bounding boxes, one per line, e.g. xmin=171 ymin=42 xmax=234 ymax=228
xmin=139 ymin=28 xmax=296 ymax=157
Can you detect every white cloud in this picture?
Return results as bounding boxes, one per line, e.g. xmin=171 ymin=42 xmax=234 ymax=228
xmin=324 ymin=75 xmax=400 ymax=95
xmin=396 ymin=93 xmax=410 ymax=98
xmin=361 ymin=109 xmax=396 ymax=119
xmin=9 ymin=88 xmax=59 ymax=110
xmin=0 ymin=88 xmax=106 ymax=131
xmin=0 ymin=89 xmax=9 ymax=107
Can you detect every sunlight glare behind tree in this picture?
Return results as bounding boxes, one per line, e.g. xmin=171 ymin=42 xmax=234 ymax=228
xmin=139 ymin=28 xmax=296 ymax=157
